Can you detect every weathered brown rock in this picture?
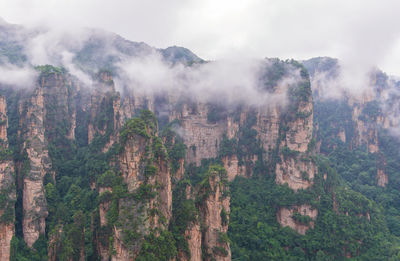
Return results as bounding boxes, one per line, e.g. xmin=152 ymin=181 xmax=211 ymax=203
xmin=88 ymin=71 xmax=119 ymax=145
xmin=275 ymin=84 xmax=317 ymax=191
xmin=112 ymin=225 xmax=131 ymax=261
xmin=99 ymin=187 xmax=112 ymax=227
xmin=222 ymin=155 xmax=247 ymax=181
xmin=110 ymin=122 xmax=172 ymax=260
xmin=0 ymin=58 xmax=324 ymax=258
xmin=19 ymin=86 xmax=50 ymax=247
xmin=0 ymin=223 xmax=14 ymax=260
xmin=119 ymin=137 xmax=148 ymax=193
xmin=276 ymin=156 xmax=317 ymax=191
xmin=0 ymin=96 xmax=15 ymax=259
xmin=351 ymin=104 xmax=379 ymax=153
xmin=199 ymin=170 xmax=231 ymax=261
xmin=0 ymin=96 xmax=8 ymax=142
xmin=179 ymin=103 xmax=226 ymax=166
xmin=284 ymin=101 xmax=314 ymax=153
xmin=175 ymin=158 xmax=185 ymax=180
xmin=377 ymin=169 xmax=388 ymax=187
xmin=178 ymin=221 xmax=202 ymax=261
xmin=277 ymin=205 xmax=318 ymax=235
xmin=255 ymin=106 xmax=281 ymax=162
xmin=157 ymin=158 xmax=173 ymax=222
xmin=40 ymin=73 xmax=77 ymax=144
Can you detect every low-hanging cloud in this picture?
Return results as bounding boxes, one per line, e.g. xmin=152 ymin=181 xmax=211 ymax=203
xmin=0 ymin=64 xmax=38 ymax=88
xmin=308 ymin=58 xmax=400 ymax=139
xmin=3 ymin=0 xmax=400 ymax=75
xmin=376 ymin=77 xmax=400 ymax=137
xmin=306 ymin=56 xmax=383 ymax=102
xmin=60 ymin=50 xmax=93 ymax=86
xmin=116 ymin=52 xmax=302 ymax=107
xmin=0 ymin=23 xmax=303 ymax=109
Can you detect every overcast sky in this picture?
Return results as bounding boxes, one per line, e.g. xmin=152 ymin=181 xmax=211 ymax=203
xmin=1 ymin=0 xmax=400 ymax=75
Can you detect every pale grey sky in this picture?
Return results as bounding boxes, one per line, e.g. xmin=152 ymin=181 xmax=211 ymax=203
xmin=1 ymin=0 xmax=400 ymax=75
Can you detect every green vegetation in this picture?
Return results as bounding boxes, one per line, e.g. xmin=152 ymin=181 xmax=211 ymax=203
xmin=314 ymin=100 xmax=354 ymax=154
xmin=5 ymin=60 xmax=400 ymax=261
xmin=3 ymin=82 xmax=118 ymax=260
xmin=236 ymin=111 xmax=263 ymax=166
xmin=281 ymin=146 xmax=300 ymax=158
xmin=259 ymin=59 xmax=312 ymax=106
xmin=169 ymin=179 xmax=198 ymax=257
xmin=228 ymin=159 xmax=398 ymax=260
xmin=219 ymin=136 xmax=237 ymax=157
xmin=34 ymin=65 xmax=65 ymax=76
xmin=169 ymin=162 xmax=229 ymax=260
xmin=91 ymin=109 xmax=176 ymax=259
xmin=0 ymin=147 xmax=12 ymax=161
xmin=260 ymin=58 xmax=288 ymax=91
xmin=0 ymin=41 xmax=27 ymax=65
xmin=0 ymin=177 xmax=16 ymax=224
xmin=136 ymin=230 xmax=177 ymax=261
xmin=359 ymin=101 xmax=381 ymax=122
xmin=161 ymin=120 xmax=187 ymax=174
xmin=283 ymin=97 xmax=400 ymax=260
xmin=10 ymin=235 xmax=48 ymax=261
xmin=291 ymin=212 xmax=312 ymax=224
xmin=120 ymin=110 xmax=157 ymax=144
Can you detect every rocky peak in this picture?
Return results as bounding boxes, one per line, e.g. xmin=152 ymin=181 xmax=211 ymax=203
xmin=19 ymin=85 xmax=51 ymax=247
xmin=197 ymin=165 xmax=231 ymax=261
xmin=160 ymin=46 xmax=204 ymax=64
xmin=0 ymin=95 xmax=15 ymax=260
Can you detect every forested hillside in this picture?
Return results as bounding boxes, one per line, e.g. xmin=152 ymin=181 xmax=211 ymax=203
xmin=0 ymin=19 xmax=400 ymax=261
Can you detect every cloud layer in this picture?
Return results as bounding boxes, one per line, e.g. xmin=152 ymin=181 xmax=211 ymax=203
xmin=0 ymin=64 xmax=37 ymax=88
xmin=0 ymin=24 xmax=301 ymax=108
xmin=116 ymin=52 xmax=300 ymax=107
xmin=1 ymin=0 xmax=400 ymax=76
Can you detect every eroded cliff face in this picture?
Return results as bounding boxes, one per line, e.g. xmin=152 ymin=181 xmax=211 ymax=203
xmin=172 ymin=99 xmax=312 ymax=185
xmin=165 ymin=61 xmax=318 ymax=244
xmin=88 ymin=71 xmax=121 ymax=148
xmin=118 ymin=137 xmax=148 ymax=193
xmin=95 ymin=112 xmax=173 ymax=261
xmin=0 ymin=95 xmax=16 ymax=260
xmin=348 ymin=93 xmax=380 ymax=153
xmin=277 ymin=205 xmax=318 ymax=235
xmin=17 ymin=70 xmax=83 ymax=248
xmin=0 ymin=57 xmax=320 ymax=259
xmin=198 ymin=169 xmax=230 ymax=261
xmin=177 ymin=221 xmax=202 ymax=261
xmin=19 ymin=85 xmax=51 ymax=247
xmin=276 ymin=97 xmax=316 ymax=191
xmin=284 ymin=101 xmax=313 ymax=153
xmin=173 ymin=103 xmax=227 ymax=166
xmin=221 ymin=155 xmax=246 ymax=182
xmin=40 ymin=72 xmax=78 ymax=145
xmin=0 ymin=223 xmax=14 ymax=260
xmin=254 ymin=106 xmax=281 ymax=162
xmin=276 ymin=157 xmax=317 ymax=191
